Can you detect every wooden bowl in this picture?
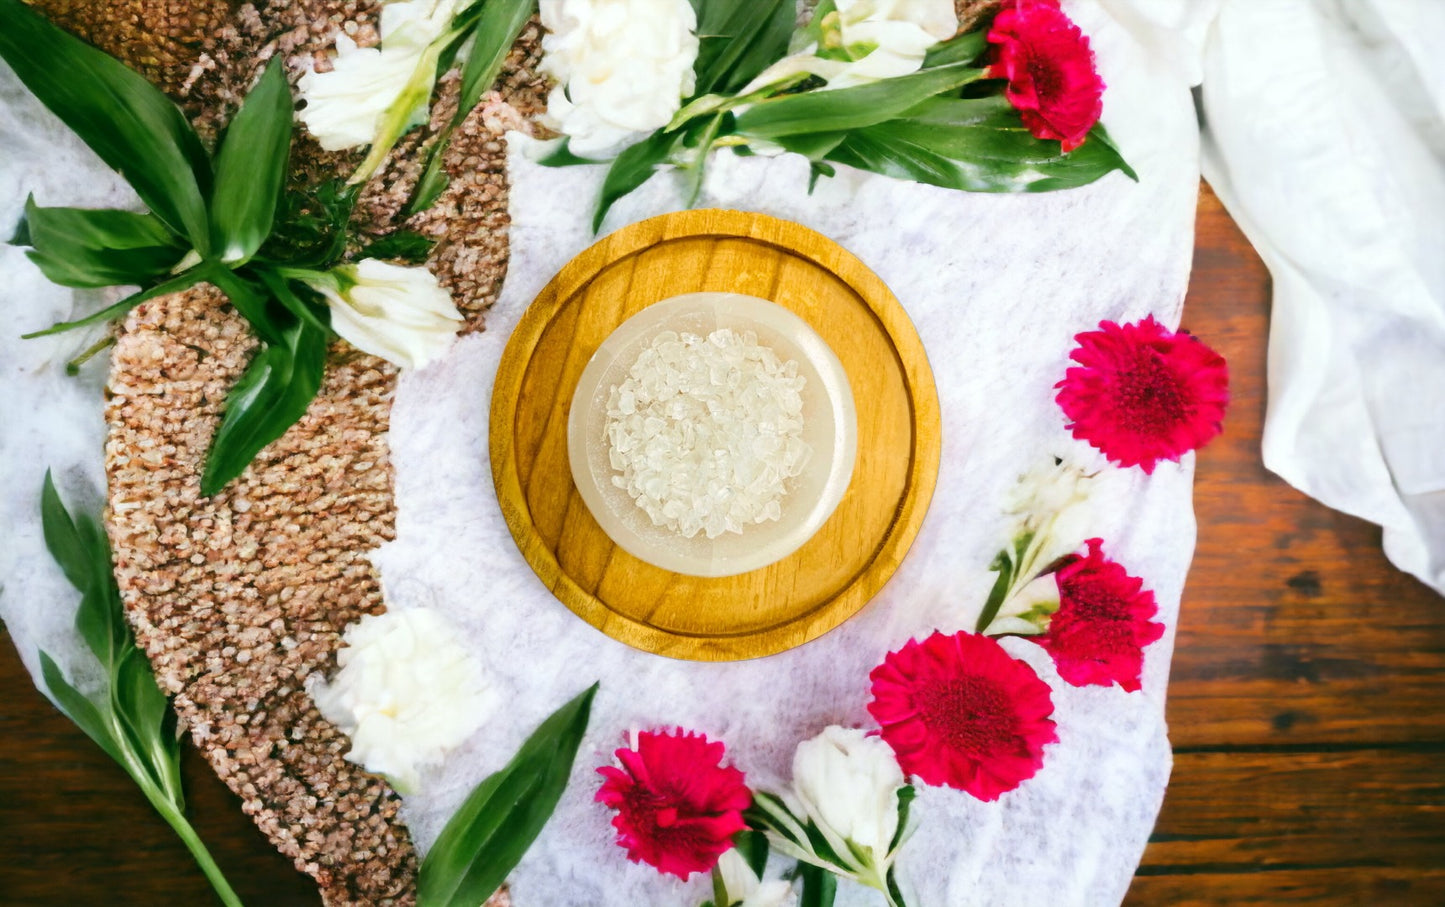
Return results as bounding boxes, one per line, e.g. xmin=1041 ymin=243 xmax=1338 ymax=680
xmin=491 ymin=208 xmax=941 ymax=661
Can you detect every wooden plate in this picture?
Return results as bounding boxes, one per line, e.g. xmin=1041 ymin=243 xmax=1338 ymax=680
xmin=491 ymin=209 xmax=941 ymax=661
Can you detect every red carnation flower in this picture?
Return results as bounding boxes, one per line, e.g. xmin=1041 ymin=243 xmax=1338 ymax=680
xmin=1036 ymin=538 xmax=1165 ymax=692
xmin=1055 ymin=315 xmax=1229 ymax=473
xmin=867 ymin=631 xmax=1058 ymax=801
xmin=595 ymin=729 xmax=751 ymax=879
xmin=987 ymin=0 xmax=1105 ymax=152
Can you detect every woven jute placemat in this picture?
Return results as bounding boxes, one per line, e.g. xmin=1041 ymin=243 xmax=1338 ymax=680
xmin=29 ymin=1 xmax=540 ymax=901
xmin=47 ymin=0 xmax=998 ymax=902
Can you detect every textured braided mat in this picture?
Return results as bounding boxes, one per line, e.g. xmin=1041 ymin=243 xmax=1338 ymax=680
xmin=42 ymin=0 xmax=998 ymax=902
xmin=28 ymin=0 xmax=540 ymax=900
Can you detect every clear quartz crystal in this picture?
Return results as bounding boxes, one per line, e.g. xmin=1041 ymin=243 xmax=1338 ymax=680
xmin=605 ymin=328 xmax=811 ymax=539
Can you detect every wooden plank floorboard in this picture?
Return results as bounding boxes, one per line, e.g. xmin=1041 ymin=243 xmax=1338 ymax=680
xmin=1129 ymin=868 xmax=1445 ymax=906
xmin=2 ymin=184 xmax=1443 ymax=905
xmin=1130 ymin=185 xmax=1445 ymax=902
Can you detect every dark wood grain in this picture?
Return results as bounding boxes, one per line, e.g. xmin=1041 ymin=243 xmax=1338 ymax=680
xmin=2 ymin=183 xmax=1443 ymax=904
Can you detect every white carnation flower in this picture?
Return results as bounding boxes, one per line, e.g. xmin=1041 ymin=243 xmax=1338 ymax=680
xmin=746 ymin=0 xmax=957 ymax=93
xmin=539 ymin=0 xmax=699 ymax=156
xmin=310 ymin=608 xmax=496 ymax=794
xmin=305 ymin=259 xmax=463 ymax=370
xmin=792 ymin=725 xmax=906 ymax=859
xmin=297 ymin=0 xmax=463 ymax=151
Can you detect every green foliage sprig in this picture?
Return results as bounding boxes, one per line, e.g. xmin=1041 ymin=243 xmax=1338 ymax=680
xmin=35 ymin=472 xmax=243 ymax=907
xmin=0 ymin=0 xmax=341 ymax=495
xmin=542 ymin=0 xmax=1137 ymax=232
xmin=417 ymin=682 xmax=599 ymax=906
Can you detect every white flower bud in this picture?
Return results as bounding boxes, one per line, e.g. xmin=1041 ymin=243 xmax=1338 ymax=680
xmin=791 ymin=726 xmax=906 ymax=859
xmin=716 ymin=848 xmax=795 ymax=907
xmin=745 ymin=0 xmax=957 ymax=93
xmin=539 ymin=0 xmax=700 ymax=156
xmin=309 ymin=608 xmax=496 ymax=794
xmin=297 ymin=0 xmax=462 ymax=151
xmin=306 ymin=259 xmax=463 ymax=370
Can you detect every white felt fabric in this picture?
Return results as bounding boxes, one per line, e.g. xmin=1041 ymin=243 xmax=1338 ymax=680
xmin=388 ymin=5 xmax=1202 ymax=905
xmin=1199 ymin=0 xmax=1445 ymax=596
xmin=0 ymin=4 xmax=1200 ymax=905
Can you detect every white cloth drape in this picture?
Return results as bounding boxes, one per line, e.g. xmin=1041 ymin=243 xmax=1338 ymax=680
xmin=1197 ymin=0 xmax=1445 ymax=595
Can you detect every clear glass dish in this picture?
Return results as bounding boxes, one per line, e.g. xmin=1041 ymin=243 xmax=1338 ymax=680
xmin=567 ymin=292 xmax=857 ymax=578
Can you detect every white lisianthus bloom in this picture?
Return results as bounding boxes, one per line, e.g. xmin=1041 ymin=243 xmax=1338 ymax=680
xmin=306 ymin=259 xmax=463 ymax=370
xmin=792 ymin=726 xmax=907 ymax=859
xmin=297 ymin=0 xmax=462 ymax=151
xmin=539 ymin=0 xmax=700 ymax=156
xmin=1004 ymin=455 xmax=1096 ymax=565
xmin=309 ymin=608 xmax=497 ymax=794
xmin=745 ymin=0 xmax=958 ymax=93
xmin=716 ymin=848 xmax=796 ymax=907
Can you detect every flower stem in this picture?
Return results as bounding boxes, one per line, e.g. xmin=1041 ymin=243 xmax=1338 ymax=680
xmin=151 ymin=792 xmax=245 ymax=907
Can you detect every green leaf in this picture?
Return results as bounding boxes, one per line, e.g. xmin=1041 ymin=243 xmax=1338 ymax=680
xmin=210 ymin=59 xmax=293 ymax=264
xmin=418 ymin=682 xmax=599 ymax=907
xmin=693 ymin=0 xmax=795 ymax=95
xmin=534 ymin=138 xmax=606 ymax=168
xmin=888 ymin=785 xmax=915 ymax=855
xmin=18 ymin=199 xmax=184 ymax=288
xmin=0 ymin=0 xmax=212 ymax=254
xmin=114 ymin=646 xmax=184 ymax=805
xmin=734 ymin=62 xmax=985 ymax=139
xmin=39 ymin=651 xmax=125 ymax=763
xmin=734 ymin=829 xmax=770 ymax=879
xmin=920 ymin=30 xmax=989 ymax=69
xmin=359 ymin=230 xmax=436 ymax=264
xmin=40 ymin=470 xmax=92 ymax=591
xmin=796 ymin=862 xmax=838 ymax=907
xmin=258 ymin=179 xmax=359 ymax=270
xmin=974 ymin=549 xmax=1016 ymax=634
xmin=592 ymin=130 xmax=679 ymax=233
xmin=409 ymin=0 xmax=537 ymax=213
xmin=828 ymin=97 xmax=1138 ymax=193
xmin=21 ymin=266 xmax=205 ymax=343
xmin=41 ymin=471 xmax=127 ymax=668
xmin=201 ymin=315 xmax=329 ymax=495
xmin=455 ymin=0 xmax=535 ymax=129
xmin=252 ymin=267 xmax=332 ymax=334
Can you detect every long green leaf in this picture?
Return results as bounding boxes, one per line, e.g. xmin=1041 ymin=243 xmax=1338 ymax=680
xmin=826 ymin=114 xmax=1136 ymax=194
xmin=20 ymin=199 xmax=184 ymax=288
xmin=40 ymin=470 xmax=91 ymax=590
xmin=592 ymin=130 xmax=679 ymax=233
xmin=21 ymin=267 xmax=205 ymax=338
xmin=114 ymin=646 xmax=184 ymax=805
xmin=409 ymin=0 xmax=537 ymax=213
xmin=39 ymin=651 xmax=124 ymax=764
xmin=733 ymin=62 xmax=985 ymax=139
xmin=920 ymin=30 xmax=989 ymax=69
xmin=0 ymin=0 xmax=212 ymax=254
xmin=201 ymin=314 xmax=328 ymax=495
xmin=693 ymin=0 xmax=795 ymax=95
xmin=797 ymin=862 xmax=838 ymax=907
xmin=210 ymin=59 xmax=292 ymax=264
xmin=418 ymin=682 xmax=599 ymax=907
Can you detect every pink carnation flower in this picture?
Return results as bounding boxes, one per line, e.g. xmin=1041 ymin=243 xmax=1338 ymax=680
xmin=596 ymin=729 xmax=751 ymax=880
xmin=868 ymin=631 xmax=1058 ymax=801
xmin=1055 ymin=315 xmax=1230 ymax=473
xmin=1037 ymin=538 xmax=1166 ymax=692
xmin=987 ymin=0 xmax=1105 ymax=152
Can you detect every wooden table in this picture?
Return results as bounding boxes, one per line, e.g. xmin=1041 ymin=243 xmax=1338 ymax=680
xmin=2 ymin=184 xmax=1442 ymax=905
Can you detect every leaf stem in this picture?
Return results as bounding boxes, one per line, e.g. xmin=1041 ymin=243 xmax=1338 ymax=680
xmin=64 ymin=334 xmax=116 ymax=375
